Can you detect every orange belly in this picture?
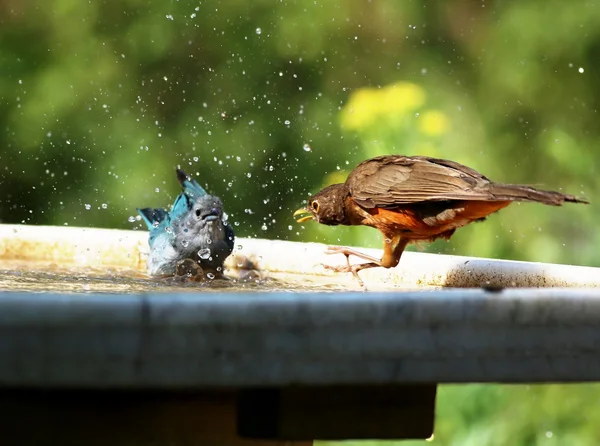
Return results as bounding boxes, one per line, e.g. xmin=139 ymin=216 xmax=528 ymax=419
xmin=363 ymin=200 xmax=512 ymax=240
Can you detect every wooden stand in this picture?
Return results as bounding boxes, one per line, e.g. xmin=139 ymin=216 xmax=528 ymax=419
xmin=0 ymin=385 xmax=437 ymax=445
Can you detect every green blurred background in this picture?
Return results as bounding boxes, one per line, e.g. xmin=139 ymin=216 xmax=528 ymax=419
xmin=1 ymin=0 xmax=599 ymax=444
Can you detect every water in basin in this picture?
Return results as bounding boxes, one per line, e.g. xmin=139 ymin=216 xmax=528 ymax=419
xmin=0 ymin=259 xmax=430 ymax=294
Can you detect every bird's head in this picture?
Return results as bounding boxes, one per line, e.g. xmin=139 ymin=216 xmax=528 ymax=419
xmin=293 ymin=183 xmax=350 ymax=226
xmin=173 ymin=194 xmax=228 ymax=240
xmin=189 ymin=195 xmax=227 ymax=227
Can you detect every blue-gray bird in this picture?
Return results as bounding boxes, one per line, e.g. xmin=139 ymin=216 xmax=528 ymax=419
xmin=137 ymin=168 xmax=235 ymax=277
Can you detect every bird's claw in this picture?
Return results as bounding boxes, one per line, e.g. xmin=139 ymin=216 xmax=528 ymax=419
xmin=322 ymin=263 xmax=351 ymax=273
xmin=323 ymin=245 xmax=366 ymax=287
xmin=321 ymin=263 xmax=366 ymax=288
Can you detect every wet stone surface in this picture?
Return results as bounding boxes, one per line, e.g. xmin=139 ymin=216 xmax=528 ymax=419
xmin=0 ymin=260 xmax=426 ymax=294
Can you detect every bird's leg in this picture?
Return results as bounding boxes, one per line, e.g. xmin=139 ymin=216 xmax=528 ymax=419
xmin=323 ymin=237 xmax=409 ymax=286
xmin=325 ymin=245 xmax=382 ymax=264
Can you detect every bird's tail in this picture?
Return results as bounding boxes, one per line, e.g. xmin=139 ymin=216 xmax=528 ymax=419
xmin=176 ymin=168 xmax=207 ymax=199
xmin=169 ymin=169 xmax=209 ymax=219
xmin=488 ymin=183 xmax=589 ymax=206
xmin=137 ymin=207 xmax=169 ymax=230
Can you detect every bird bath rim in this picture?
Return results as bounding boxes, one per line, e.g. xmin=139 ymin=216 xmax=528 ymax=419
xmin=0 ymin=223 xmax=599 ymax=291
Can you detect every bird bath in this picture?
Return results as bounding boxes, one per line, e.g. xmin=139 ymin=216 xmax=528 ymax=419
xmin=3 ymin=224 xmax=599 ymax=292
xmin=2 ymin=223 xmax=600 ymax=445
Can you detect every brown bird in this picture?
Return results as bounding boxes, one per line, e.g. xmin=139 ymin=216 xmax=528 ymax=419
xmin=294 ymin=155 xmax=589 ymax=285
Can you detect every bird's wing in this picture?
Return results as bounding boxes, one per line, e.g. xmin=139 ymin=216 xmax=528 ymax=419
xmin=346 ymin=155 xmax=497 ymax=208
xmin=136 ymin=207 xmax=174 ymax=248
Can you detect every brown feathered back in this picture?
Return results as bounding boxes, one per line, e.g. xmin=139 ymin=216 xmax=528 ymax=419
xmin=346 ymin=155 xmax=588 ymax=208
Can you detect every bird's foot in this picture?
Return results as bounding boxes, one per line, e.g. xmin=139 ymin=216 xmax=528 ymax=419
xmin=322 ymin=246 xmax=385 ymax=289
xmin=323 ymin=262 xmax=366 ymax=288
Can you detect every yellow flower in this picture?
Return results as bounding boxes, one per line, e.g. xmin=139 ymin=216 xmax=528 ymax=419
xmin=381 ymin=81 xmax=426 ymax=115
xmin=418 ymin=110 xmax=450 ymax=136
xmin=340 ymin=87 xmax=383 ymax=131
xmin=340 ymin=81 xmax=427 ymax=132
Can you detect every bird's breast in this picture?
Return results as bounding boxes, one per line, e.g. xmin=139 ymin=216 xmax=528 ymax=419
xmin=360 ymin=200 xmax=512 ymax=240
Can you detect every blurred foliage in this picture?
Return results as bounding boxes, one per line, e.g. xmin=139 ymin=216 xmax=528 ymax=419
xmin=319 ymin=384 xmax=600 ymax=446
xmin=0 ymin=0 xmax=600 ymax=265
xmin=1 ymin=0 xmax=596 ymax=267
xmin=1 ymin=0 xmax=600 ymax=443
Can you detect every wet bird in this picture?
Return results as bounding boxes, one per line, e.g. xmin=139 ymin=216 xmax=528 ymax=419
xmin=294 ymin=155 xmax=588 ymax=285
xmin=137 ymin=168 xmax=235 ymax=277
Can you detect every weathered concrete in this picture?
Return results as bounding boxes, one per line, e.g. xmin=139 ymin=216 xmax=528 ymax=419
xmin=1 ymin=223 xmax=599 ymax=288
xmin=1 ymin=288 xmax=600 ymax=387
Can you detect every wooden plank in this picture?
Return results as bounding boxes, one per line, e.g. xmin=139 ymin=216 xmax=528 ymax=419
xmin=238 ymin=385 xmax=437 ymax=440
xmin=0 ymin=389 xmax=312 ymax=446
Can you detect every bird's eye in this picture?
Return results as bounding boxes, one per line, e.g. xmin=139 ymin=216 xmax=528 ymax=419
xmin=195 ymin=209 xmax=201 ymax=217
xmin=311 ymin=200 xmax=320 ymax=212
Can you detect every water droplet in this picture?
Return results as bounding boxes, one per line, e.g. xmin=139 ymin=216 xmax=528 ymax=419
xmin=255 ymin=28 xmax=262 ymax=35
xmin=302 ymin=143 xmax=311 ymax=152
xmin=284 ymin=119 xmax=291 ymax=125
xmin=198 ymin=248 xmax=211 ymax=259
xmin=84 ymin=204 xmax=91 ymax=210
xmin=237 ymin=245 xmax=243 ymax=250
xmin=101 ymin=203 xmax=108 ymax=209
xmin=207 ymin=272 xmax=216 ymax=280
xmin=152 ymin=221 xmax=160 ymax=228
xmin=181 ymin=240 xmax=189 ymax=248
xmin=128 ymin=216 xmax=136 ymax=223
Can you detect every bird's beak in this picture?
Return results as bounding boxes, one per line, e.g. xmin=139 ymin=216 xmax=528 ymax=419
xmin=293 ymin=207 xmax=314 ymax=223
